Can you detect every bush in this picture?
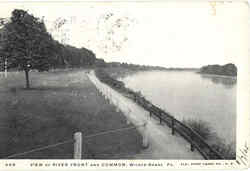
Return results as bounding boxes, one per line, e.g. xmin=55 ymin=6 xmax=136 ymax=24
xmin=211 ymin=139 xmax=236 ymax=159
xmin=95 ymin=68 xmax=125 ymax=89
xmin=182 ymin=119 xmax=214 ymax=140
xmin=182 ymin=118 xmax=235 ymax=159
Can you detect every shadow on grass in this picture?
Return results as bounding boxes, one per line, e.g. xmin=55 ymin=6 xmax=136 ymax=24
xmin=8 ymin=86 xmax=83 ymax=93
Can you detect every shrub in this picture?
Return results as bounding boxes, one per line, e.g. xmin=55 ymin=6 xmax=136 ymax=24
xmin=211 ymin=139 xmax=236 ymax=159
xmin=182 ymin=119 xmax=215 ymax=140
xmin=182 ymin=118 xmax=236 ymax=159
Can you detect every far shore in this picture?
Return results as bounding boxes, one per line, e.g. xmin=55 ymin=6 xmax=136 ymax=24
xmin=197 ymin=72 xmax=237 ymax=79
xmin=103 ymin=66 xmax=237 ymax=81
xmin=104 ymin=66 xmax=200 ymax=79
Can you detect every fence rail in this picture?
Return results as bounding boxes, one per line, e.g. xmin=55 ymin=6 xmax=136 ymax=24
xmin=4 ymin=134 xmax=77 ymax=159
xmin=94 ymin=69 xmax=225 ymax=160
xmin=133 ymin=92 xmax=224 ymax=159
xmin=3 ymin=123 xmax=148 ymax=159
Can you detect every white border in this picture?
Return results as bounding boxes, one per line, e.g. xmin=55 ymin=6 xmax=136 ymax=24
xmin=0 ymin=1 xmax=249 ymax=170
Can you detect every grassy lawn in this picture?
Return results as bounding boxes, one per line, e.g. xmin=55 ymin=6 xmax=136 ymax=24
xmin=0 ymin=69 xmax=142 ymax=159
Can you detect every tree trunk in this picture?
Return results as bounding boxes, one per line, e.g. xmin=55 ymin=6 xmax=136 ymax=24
xmin=25 ymin=69 xmax=30 ymax=89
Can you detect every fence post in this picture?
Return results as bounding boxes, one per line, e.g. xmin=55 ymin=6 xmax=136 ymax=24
xmin=171 ymin=118 xmax=175 ymax=135
xmin=4 ymin=58 xmax=7 ymax=78
xmin=149 ymin=111 xmax=152 ymax=118
xmin=74 ymin=132 xmax=82 ymax=159
xmin=142 ymin=122 xmax=149 ymax=148
xmin=190 ymin=143 xmax=194 ymax=152
xmin=126 ymin=110 xmax=131 ymax=124
xmin=108 ymin=98 xmax=112 ymax=105
xmin=159 ymin=113 xmax=162 ymax=124
xmin=115 ymin=100 xmax=120 ymax=112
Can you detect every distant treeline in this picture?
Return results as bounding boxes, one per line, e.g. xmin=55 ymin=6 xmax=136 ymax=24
xmin=49 ymin=43 xmax=97 ymax=68
xmin=106 ymin=62 xmax=168 ymax=71
xmin=103 ymin=62 xmax=198 ymax=71
xmin=199 ymin=63 xmax=237 ymax=77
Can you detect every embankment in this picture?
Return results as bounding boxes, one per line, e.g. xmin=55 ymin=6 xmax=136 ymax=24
xmin=88 ymin=70 xmax=203 ymax=159
xmin=94 ymin=68 xmax=226 ymax=160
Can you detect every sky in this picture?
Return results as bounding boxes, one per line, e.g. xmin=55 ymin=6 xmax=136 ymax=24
xmin=0 ymin=1 xmax=248 ymax=68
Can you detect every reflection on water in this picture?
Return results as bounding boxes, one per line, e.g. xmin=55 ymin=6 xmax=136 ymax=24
xmin=200 ymin=74 xmax=236 ymax=88
xmin=121 ymin=71 xmax=236 ymax=147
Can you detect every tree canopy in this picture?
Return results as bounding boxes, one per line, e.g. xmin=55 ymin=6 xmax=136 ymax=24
xmin=0 ymin=9 xmax=97 ymax=88
xmin=199 ymin=63 xmax=237 ymax=76
xmin=1 ymin=9 xmax=56 ymax=72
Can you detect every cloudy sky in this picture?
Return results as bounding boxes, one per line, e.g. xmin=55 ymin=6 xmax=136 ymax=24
xmin=0 ymin=1 xmax=248 ymax=68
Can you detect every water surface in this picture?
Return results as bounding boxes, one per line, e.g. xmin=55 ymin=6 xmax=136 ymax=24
xmin=121 ymin=71 xmax=236 ymax=146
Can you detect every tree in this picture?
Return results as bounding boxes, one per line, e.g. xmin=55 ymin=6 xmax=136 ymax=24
xmin=0 ymin=9 xmax=56 ymax=88
xmin=200 ymin=63 xmax=237 ymax=76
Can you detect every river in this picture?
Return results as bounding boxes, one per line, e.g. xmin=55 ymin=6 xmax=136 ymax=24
xmin=120 ymin=71 xmax=236 ymax=147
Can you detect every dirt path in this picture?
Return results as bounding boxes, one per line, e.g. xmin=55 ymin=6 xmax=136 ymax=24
xmin=87 ymin=71 xmax=203 ymax=159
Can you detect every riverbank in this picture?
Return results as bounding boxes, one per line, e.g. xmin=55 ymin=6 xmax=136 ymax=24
xmin=198 ymin=72 xmax=237 ymax=79
xmin=102 ymin=66 xmax=147 ymax=79
xmin=102 ymin=65 xmax=237 ymax=81
xmin=103 ymin=66 xmax=199 ymax=79
xmin=199 ymin=63 xmax=237 ymax=77
xmin=94 ymin=68 xmax=235 ymax=159
xmin=0 ymin=69 xmax=142 ymax=159
xmin=88 ymin=71 xmax=203 ymax=159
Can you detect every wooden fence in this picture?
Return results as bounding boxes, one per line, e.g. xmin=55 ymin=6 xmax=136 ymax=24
xmin=4 ymin=123 xmax=148 ymax=159
xmin=4 ymin=132 xmax=81 ymax=159
xmin=137 ymin=99 xmax=224 ymax=159
xmin=95 ymin=69 xmax=225 ymax=160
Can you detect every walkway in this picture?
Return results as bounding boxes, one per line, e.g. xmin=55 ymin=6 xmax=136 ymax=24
xmin=87 ymin=71 xmax=203 ymax=159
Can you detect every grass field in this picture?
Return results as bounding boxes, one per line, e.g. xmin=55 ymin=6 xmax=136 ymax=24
xmin=0 ymin=69 xmax=142 ymax=159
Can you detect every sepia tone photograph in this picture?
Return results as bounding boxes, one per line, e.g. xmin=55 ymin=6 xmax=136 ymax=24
xmin=0 ymin=1 xmax=246 ymax=163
